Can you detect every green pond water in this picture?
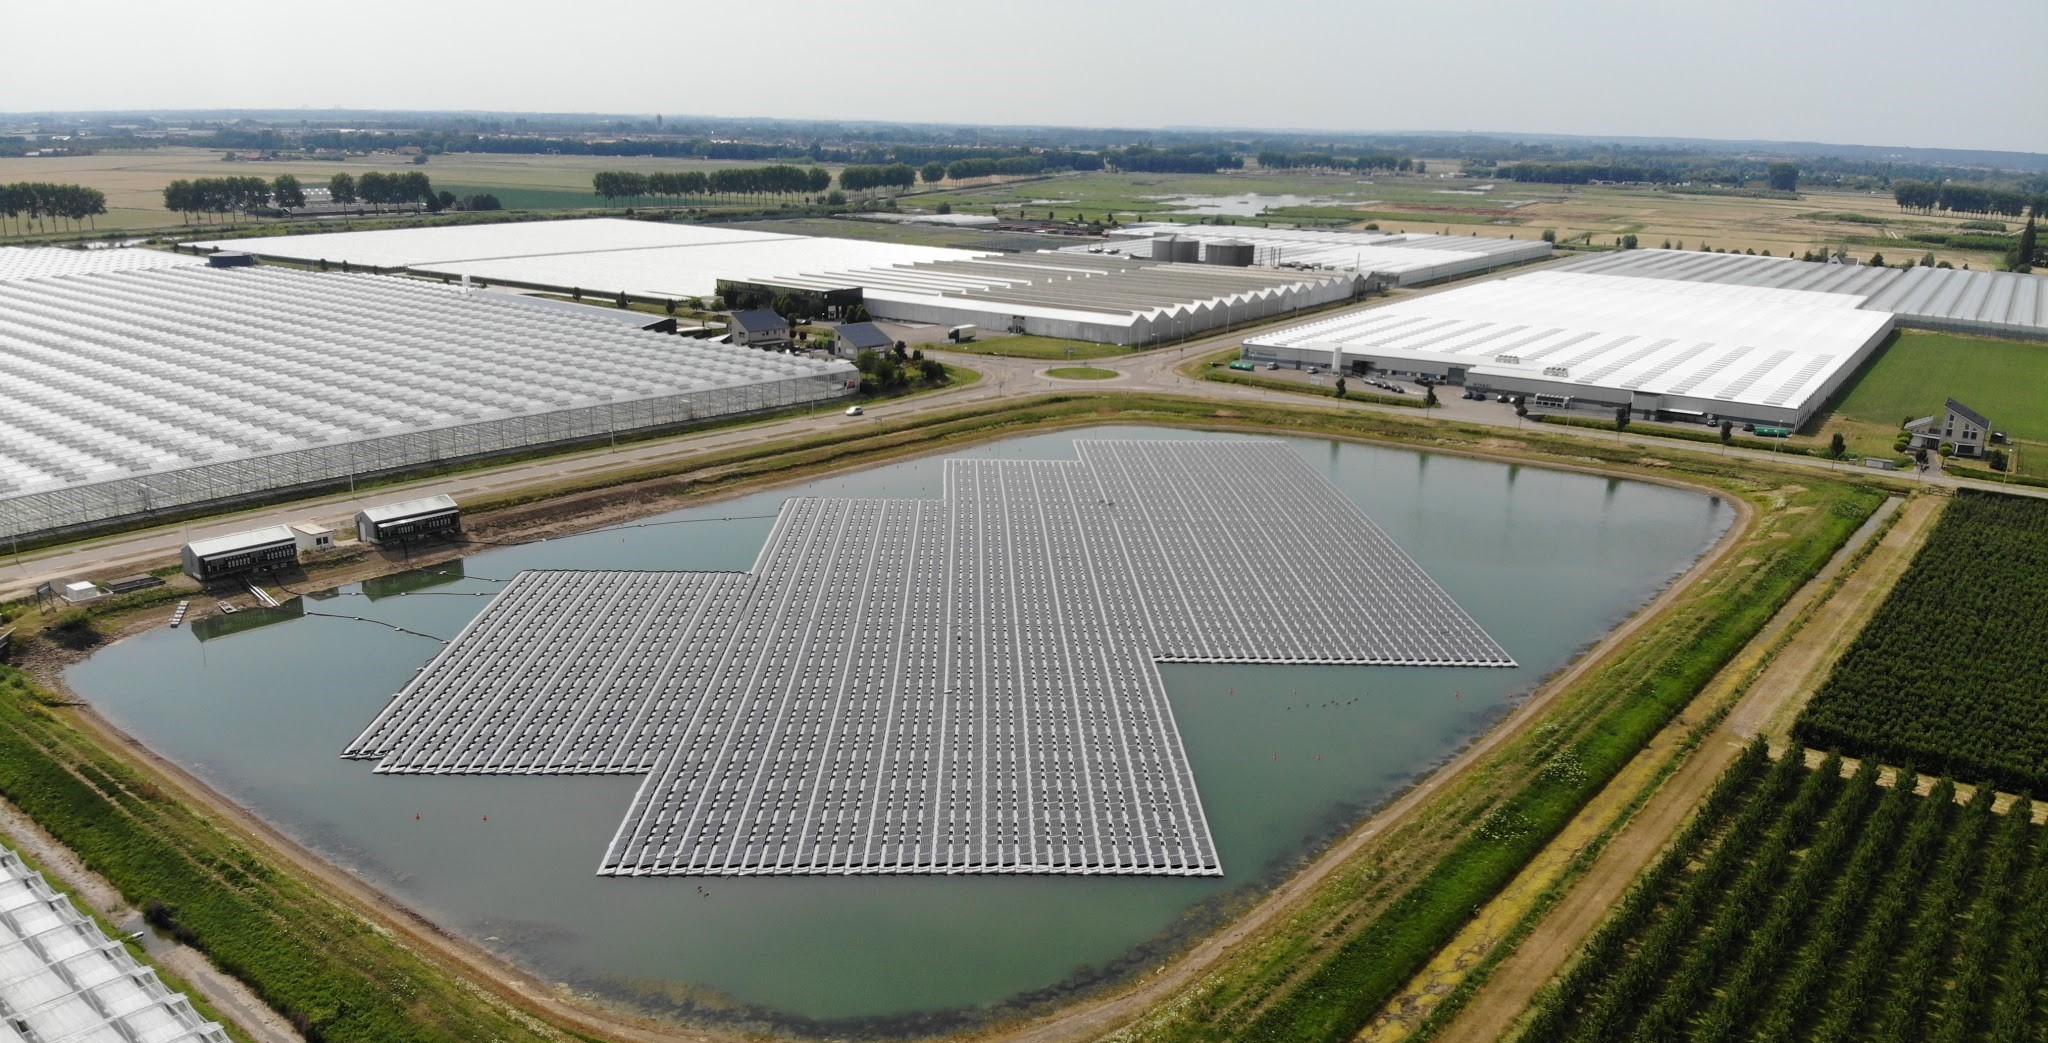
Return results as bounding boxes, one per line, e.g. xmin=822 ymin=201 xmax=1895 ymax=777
xmin=66 ymin=426 xmax=1732 ymax=1032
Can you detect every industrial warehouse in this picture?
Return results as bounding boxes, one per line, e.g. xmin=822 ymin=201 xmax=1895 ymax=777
xmin=0 ymin=257 xmax=853 ymax=542
xmin=345 ymin=441 xmax=1512 ymax=877
xmin=1244 ymin=267 xmax=1898 ymax=428
xmin=191 ymin=217 xmax=1552 ymax=345
xmin=726 ymin=251 xmax=1365 ymax=344
xmin=1082 ymin=223 xmax=1555 ymax=285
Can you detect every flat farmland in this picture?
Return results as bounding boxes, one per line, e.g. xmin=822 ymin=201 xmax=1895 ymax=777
xmin=4 ymin=151 xmax=2023 ymax=269
xmin=0 ymin=148 xmax=817 ymax=232
xmin=900 ymin=166 xmax=2014 ymax=268
xmin=1801 ymin=331 xmax=2048 ymax=469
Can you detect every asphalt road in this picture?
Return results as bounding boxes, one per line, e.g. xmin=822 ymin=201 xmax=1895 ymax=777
xmin=8 ymin=281 xmax=2041 ymax=602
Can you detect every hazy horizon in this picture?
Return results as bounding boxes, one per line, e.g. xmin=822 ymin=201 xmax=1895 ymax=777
xmin=6 ymin=0 xmax=2044 ymax=155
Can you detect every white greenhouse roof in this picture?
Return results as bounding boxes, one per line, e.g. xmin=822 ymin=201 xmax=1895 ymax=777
xmin=1552 ymin=249 xmax=2048 ymax=340
xmin=1084 ymin=224 xmax=1552 ymax=284
xmin=358 ymin=493 xmax=458 ymax=523
xmin=0 ymin=246 xmax=202 ymax=282
xmin=433 ymin=235 xmax=983 ymax=299
xmin=1 ymin=846 xmax=230 ymax=1043
xmin=188 ymin=217 xmax=985 ymax=299
xmin=190 ymin=217 xmax=789 ymax=269
xmin=1247 ymin=269 xmax=1894 ymax=415
xmin=0 ymin=265 xmax=852 ymax=501
xmin=184 ymin=525 xmax=297 ymax=558
xmin=752 ymin=252 xmax=1358 ymax=327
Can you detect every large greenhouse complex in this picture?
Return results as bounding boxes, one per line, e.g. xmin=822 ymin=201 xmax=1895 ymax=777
xmin=0 ymin=253 xmax=854 ymax=541
xmin=189 ymin=218 xmax=1547 ymax=346
xmin=1243 ymin=266 xmax=1896 ymax=428
xmin=1551 ymin=249 xmax=2048 ymax=341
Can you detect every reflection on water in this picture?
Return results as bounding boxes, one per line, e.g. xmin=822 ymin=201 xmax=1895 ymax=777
xmin=68 ymin=426 xmax=1731 ymax=1029
xmin=1150 ymin=193 xmax=1371 ymax=216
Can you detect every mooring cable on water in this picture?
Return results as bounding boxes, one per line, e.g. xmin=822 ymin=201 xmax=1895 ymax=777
xmin=297 ymin=610 xmax=448 ymax=643
xmin=447 ymin=512 xmax=780 ymax=550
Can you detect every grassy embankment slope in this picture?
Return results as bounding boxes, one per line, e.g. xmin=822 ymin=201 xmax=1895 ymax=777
xmin=2 ymin=392 xmax=1887 ymax=1043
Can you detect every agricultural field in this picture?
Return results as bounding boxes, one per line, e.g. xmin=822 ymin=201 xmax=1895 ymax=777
xmin=897 ymin=165 xmax=2020 ymax=268
xmin=7 ymin=149 xmax=2024 ymax=268
xmin=1803 ymin=331 xmax=2048 ymax=474
xmin=0 ymin=148 xmax=795 ymax=234
xmin=1521 ymin=742 xmax=2048 ymax=1043
xmin=1793 ymin=491 xmax=2048 ymax=793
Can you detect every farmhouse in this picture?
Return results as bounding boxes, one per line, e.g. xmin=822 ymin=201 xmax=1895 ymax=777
xmin=833 ymin=320 xmax=894 ymax=359
xmin=1905 ymin=398 xmax=1993 ymax=458
xmin=727 ymin=308 xmax=792 ymax=348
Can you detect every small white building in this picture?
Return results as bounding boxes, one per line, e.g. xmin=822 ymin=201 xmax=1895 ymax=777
xmin=292 ymin=523 xmax=336 ymax=552
xmin=60 ymin=580 xmax=106 ymax=603
xmin=356 ymin=494 xmax=461 ymax=544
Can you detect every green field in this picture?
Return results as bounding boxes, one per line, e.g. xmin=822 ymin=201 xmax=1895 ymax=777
xmin=1834 ymin=331 xmax=2048 ymax=443
xmin=1807 ymin=330 xmax=2048 ymax=472
xmin=949 ymin=335 xmax=1134 ymax=360
xmin=1046 ymin=366 xmax=1119 ymax=379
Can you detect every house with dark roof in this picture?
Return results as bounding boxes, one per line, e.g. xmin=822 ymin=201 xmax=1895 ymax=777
xmin=1904 ymin=398 xmax=1992 ymax=458
xmin=834 ymin=321 xmax=895 ymax=359
xmin=727 ymin=309 xmax=791 ymax=348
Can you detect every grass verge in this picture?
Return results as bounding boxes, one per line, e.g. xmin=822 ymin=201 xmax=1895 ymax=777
xmin=5 ymin=391 xmax=1894 ymax=1043
xmin=0 ymin=668 xmax=576 ymax=1043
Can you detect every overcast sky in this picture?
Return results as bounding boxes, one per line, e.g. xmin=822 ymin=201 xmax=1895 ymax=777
xmin=7 ymin=0 xmax=2044 ymax=155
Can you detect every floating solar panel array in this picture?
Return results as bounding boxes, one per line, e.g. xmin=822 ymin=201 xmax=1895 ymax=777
xmin=346 ymin=441 xmax=1511 ymax=877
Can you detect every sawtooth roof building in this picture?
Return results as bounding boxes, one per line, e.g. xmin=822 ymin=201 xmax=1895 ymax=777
xmin=1082 ymin=224 xmax=1554 ymax=285
xmin=739 ymin=252 xmax=1366 ymax=345
xmin=1551 ymin=249 xmax=2048 ymax=341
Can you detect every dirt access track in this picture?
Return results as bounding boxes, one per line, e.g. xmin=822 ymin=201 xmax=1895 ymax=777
xmin=13 ymin=399 xmax=1777 ymax=1043
xmin=1405 ymin=493 xmax=1936 ymax=1043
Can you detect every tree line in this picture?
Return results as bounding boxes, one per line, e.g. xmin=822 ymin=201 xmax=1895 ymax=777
xmin=923 ymin=155 xmax=1047 ymax=181
xmin=164 ymin=171 xmax=449 ymax=221
xmin=163 ymin=177 xmax=278 ymax=222
xmin=592 ymin=166 xmax=831 ymax=204
xmin=1891 ymin=179 xmax=2044 ymax=218
xmin=1102 ymin=146 xmax=1242 ymax=173
xmin=838 ymin=163 xmax=919 ymax=192
xmin=1256 ymin=151 xmax=1416 ymax=172
xmin=0 ymin=182 xmax=109 ymax=234
xmin=327 ymin=170 xmax=437 ymax=210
